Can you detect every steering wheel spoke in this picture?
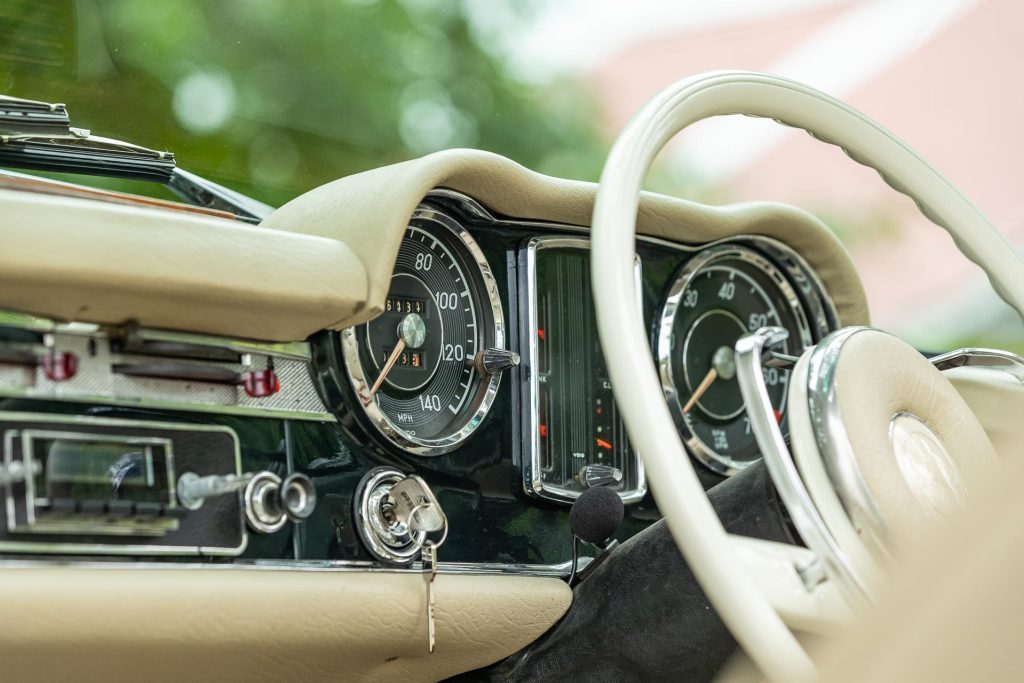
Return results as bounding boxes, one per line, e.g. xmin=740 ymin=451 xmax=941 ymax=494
xmin=730 ymin=535 xmax=854 ymax=636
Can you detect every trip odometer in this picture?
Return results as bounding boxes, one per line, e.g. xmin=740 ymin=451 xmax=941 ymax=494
xmin=342 ymin=208 xmax=509 ymax=456
xmin=657 ymin=242 xmax=815 ymax=475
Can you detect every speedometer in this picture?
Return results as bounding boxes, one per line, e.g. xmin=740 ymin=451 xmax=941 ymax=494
xmin=341 ymin=208 xmax=511 ymax=455
xmin=657 ymin=243 xmax=814 ymax=475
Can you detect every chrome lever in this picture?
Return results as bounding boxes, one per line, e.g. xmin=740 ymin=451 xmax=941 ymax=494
xmin=734 ymin=327 xmax=868 ymax=607
xmin=929 ymin=347 xmax=1024 ymax=382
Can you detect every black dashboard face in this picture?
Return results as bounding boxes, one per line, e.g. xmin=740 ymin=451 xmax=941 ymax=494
xmin=322 ymin=193 xmax=837 ymax=522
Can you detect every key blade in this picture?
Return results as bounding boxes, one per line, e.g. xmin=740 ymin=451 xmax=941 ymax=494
xmin=388 ymin=475 xmax=446 ymax=533
xmin=424 ymin=542 xmax=438 ymax=654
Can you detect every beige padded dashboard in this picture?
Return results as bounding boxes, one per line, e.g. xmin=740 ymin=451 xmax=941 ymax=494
xmin=0 ymin=149 xmax=868 ymax=342
xmin=263 ymin=148 xmax=869 ymax=330
xmin=0 ymin=567 xmax=572 ymax=682
xmin=0 ymin=188 xmax=367 ymax=342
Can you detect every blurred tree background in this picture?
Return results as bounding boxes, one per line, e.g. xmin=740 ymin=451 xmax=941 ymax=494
xmin=1 ymin=0 xmax=607 ymax=206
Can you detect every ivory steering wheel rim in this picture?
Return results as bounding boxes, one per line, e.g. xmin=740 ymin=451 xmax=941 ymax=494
xmin=590 ymin=70 xmax=1024 ymax=683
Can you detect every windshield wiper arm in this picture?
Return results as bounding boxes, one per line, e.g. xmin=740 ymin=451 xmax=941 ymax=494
xmin=0 ymin=94 xmax=273 ymax=223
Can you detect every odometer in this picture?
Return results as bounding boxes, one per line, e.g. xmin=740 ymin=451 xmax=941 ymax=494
xmin=657 ymin=243 xmax=814 ymax=475
xmin=342 ymin=208 xmax=507 ymax=455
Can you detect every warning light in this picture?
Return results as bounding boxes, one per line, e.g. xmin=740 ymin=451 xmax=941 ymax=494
xmin=538 ymin=329 xmax=546 ymax=341
xmin=539 ymin=424 xmax=548 ymax=438
xmin=595 ymin=438 xmax=613 ymax=450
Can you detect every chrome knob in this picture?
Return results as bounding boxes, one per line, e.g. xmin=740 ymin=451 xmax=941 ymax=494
xmin=475 ymin=347 xmax=520 ymax=375
xmin=578 ymin=464 xmax=623 ymax=488
xmin=0 ymin=460 xmax=40 ymax=486
xmin=241 ymin=471 xmax=317 ymax=533
xmin=177 ymin=471 xmax=253 ymax=511
xmin=280 ymin=472 xmax=316 ymax=521
xmin=243 ymin=471 xmax=286 ymax=533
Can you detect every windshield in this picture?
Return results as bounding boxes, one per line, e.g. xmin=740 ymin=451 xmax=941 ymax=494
xmin=3 ymin=0 xmax=1021 ymax=352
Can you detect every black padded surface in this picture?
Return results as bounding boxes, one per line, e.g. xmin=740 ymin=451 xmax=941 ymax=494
xmin=462 ymin=460 xmax=795 ymax=682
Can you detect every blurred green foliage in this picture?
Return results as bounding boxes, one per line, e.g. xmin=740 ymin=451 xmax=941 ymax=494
xmin=1 ymin=0 xmax=607 ymax=206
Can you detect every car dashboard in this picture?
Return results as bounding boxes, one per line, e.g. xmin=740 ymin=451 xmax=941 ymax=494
xmin=0 ymin=149 xmax=868 ymax=680
xmin=0 ymin=187 xmax=845 ymax=570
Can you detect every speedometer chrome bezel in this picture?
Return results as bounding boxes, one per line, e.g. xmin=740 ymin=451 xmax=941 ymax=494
xmin=341 ymin=207 xmax=505 ymax=456
xmin=657 ymin=238 xmax=821 ymax=476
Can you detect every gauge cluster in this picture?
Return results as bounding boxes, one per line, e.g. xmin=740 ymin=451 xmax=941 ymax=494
xmin=520 ymin=236 xmax=646 ymax=504
xmin=320 ymin=193 xmax=838 ymax=509
xmin=656 ymin=242 xmax=819 ymax=475
xmin=340 ymin=207 xmax=506 ymax=455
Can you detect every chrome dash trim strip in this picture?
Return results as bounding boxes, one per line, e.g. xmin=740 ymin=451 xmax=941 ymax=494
xmin=0 ymin=557 xmax=575 ymax=577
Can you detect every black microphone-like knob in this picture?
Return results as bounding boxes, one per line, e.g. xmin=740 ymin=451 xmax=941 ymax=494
xmin=570 ymin=485 xmax=624 ymax=547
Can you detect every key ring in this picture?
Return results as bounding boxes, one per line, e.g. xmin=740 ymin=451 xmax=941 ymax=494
xmin=411 ymin=501 xmax=448 ymax=552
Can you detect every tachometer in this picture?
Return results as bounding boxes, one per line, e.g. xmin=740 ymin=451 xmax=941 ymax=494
xmin=657 ymin=243 xmax=814 ymax=474
xmin=342 ymin=208 xmax=510 ymax=455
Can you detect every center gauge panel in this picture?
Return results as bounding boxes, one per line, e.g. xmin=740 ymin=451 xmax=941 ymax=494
xmin=519 ymin=236 xmax=646 ymax=504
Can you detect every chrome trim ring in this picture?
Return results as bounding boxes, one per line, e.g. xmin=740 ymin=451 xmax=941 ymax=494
xmin=341 ymin=207 xmax=505 ymax=456
xmin=930 ymin=346 xmax=1024 ymax=381
xmin=353 ymin=467 xmax=425 ymax=566
xmin=243 ymin=471 xmax=287 ymax=534
xmin=657 ymin=241 xmax=818 ymax=475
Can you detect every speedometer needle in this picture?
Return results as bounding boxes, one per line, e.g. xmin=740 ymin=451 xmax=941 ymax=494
xmin=368 ymin=339 xmax=406 ymax=400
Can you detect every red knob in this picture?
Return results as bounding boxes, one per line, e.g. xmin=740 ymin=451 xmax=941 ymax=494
xmin=41 ymin=351 xmax=78 ymax=381
xmin=242 ymin=369 xmax=281 ymax=398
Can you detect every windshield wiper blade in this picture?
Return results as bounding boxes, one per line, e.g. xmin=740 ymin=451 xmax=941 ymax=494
xmin=0 ymin=95 xmax=71 ymax=136
xmin=0 ymin=128 xmax=176 ymax=183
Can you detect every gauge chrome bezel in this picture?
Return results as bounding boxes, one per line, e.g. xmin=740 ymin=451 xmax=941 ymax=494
xmin=341 ymin=207 xmax=505 ymax=456
xmin=521 ymin=235 xmax=648 ymax=504
xmin=657 ymin=239 xmax=820 ymax=476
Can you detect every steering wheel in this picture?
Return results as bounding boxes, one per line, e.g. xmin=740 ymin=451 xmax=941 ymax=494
xmin=590 ymin=71 xmax=1024 ymax=682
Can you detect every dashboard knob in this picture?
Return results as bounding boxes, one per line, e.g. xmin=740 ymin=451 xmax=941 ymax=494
xmin=578 ymin=464 xmax=623 ymax=489
xmin=0 ymin=460 xmax=40 ymax=486
xmin=177 ymin=471 xmax=253 ymax=510
xmin=280 ymin=472 xmax=317 ymax=521
xmin=476 ymin=347 xmax=520 ymax=375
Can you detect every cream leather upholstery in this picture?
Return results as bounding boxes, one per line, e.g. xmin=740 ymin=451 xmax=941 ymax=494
xmin=0 ymin=188 xmax=368 ymax=342
xmin=796 ymin=330 xmax=998 ymax=552
xmin=0 ymin=151 xmax=865 ymax=342
xmin=945 ymin=365 xmax=1024 ymax=461
xmin=262 ymin=148 xmax=869 ymax=330
xmin=818 ymin=448 xmax=1024 ymax=682
xmin=0 ymin=568 xmax=571 ymax=682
